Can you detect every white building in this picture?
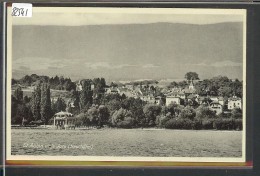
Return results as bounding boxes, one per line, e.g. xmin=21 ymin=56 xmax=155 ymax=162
xmin=76 ymin=80 xmax=83 ymax=91
xmin=228 ymin=96 xmax=242 ymax=110
xmin=218 ymin=97 xmax=225 ymax=106
xmin=209 ymin=96 xmax=219 ymax=102
xmin=166 ymin=96 xmax=181 ymax=106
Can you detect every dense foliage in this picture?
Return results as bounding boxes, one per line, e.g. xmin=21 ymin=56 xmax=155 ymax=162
xmin=168 ymin=75 xmax=242 ymax=98
xmin=185 ymin=72 xmax=200 ymax=81
xmin=194 ymin=76 xmax=242 ymax=98
xmin=12 ymin=74 xmax=76 ymax=91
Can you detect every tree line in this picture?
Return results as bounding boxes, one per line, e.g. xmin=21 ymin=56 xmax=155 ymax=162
xmin=12 ymin=83 xmax=51 ymax=124
xmin=168 ymin=74 xmax=242 ymax=98
xmin=74 ymin=93 xmax=242 ymax=130
xmin=12 ymin=74 xmax=76 ymax=91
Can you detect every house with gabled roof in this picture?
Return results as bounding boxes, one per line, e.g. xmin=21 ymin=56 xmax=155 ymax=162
xmin=210 ymin=101 xmax=223 ymax=115
xmin=197 ymin=96 xmax=210 ymax=105
xmin=165 ymin=91 xmax=185 ymax=106
xmin=141 ymin=95 xmax=156 ymax=104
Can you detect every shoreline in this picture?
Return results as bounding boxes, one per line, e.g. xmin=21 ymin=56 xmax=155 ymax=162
xmin=11 ymin=126 xmax=242 ymax=132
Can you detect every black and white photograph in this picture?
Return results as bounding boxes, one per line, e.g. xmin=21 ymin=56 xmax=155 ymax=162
xmin=6 ymin=7 xmax=246 ymax=162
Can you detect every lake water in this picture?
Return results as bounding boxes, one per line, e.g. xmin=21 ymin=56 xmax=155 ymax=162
xmin=11 ymin=128 xmax=242 ymax=157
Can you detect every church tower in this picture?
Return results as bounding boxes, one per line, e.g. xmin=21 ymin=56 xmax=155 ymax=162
xmin=189 ymin=80 xmax=195 ymax=90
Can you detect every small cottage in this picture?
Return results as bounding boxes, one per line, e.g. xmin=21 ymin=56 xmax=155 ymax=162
xmin=210 ymin=101 xmax=223 ymax=115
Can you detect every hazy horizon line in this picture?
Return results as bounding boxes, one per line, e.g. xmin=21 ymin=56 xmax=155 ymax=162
xmin=13 ymin=21 xmax=243 ymax=27
xmin=11 ymin=72 xmax=243 ymax=83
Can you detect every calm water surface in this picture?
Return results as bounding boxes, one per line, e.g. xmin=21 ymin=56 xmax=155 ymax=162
xmin=11 ymin=129 xmax=242 ymax=157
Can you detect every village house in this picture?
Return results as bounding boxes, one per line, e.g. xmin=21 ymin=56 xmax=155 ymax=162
xmin=118 ymin=87 xmax=135 ymax=98
xmin=218 ymin=97 xmax=225 ymax=106
xmin=209 ymin=96 xmax=224 ymax=106
xmin=155 ymin=96 xmax=163 ymax=105
xmin=106 ymin=87 xmax=120 ymax=94
xmin=118 ymin=87 xmax=128 ymax=93
xmin=124 ymin=84 xmax=134 ymax=90
xmin=228 ymin=96 xmax=242 ymax=110
xmin=76 ymin=80 xmax=83 ymax=91
xmin=197 ymin=96 xmax=224 ymax=107
xmin=210 ymin=101 xmax=223 ymax=115
xmin=91 ymin=84 xmax=95 ymax=90
xmin=197 ymin=96 xmax=209 ymax=105
xmin=182 ymin=88 xmax=197 ymax=97
xmin=147 ymin=96 xmax=156 ymax=104
xmin=166 ymin=96 xmax=183 ymax=106
xmin=140 ymin=94 xmax=156 ymax=104
xmin=76 ymin=80 xmax=95 ymax=91
xmin=67 ymin=98 xmax=75 ymax=108
xmin=169 ymin=91 xmax=186 ymax=99
xmin=161 ymin=88 xmax=169 ymax=95
xmin=209 ymin=96 xmax=218 ymax=102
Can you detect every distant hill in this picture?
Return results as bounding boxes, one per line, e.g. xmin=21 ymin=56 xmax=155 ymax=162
xmin=12 ymin=22 xmax=243 ymax=81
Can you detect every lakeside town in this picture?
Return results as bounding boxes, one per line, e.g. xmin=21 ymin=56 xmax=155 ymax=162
xmin=11 ymin=72 xmax=243 ymax=131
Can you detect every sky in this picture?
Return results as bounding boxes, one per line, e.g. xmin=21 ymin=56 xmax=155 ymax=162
xmin=11 ymin=8 xmax=246 ymax=82
xmin=11 ymin=8 xmax=244 ymax=26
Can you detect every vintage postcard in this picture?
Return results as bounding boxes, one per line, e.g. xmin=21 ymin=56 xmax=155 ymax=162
xmin=6 ymin=7 xmax=247 ymax=164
